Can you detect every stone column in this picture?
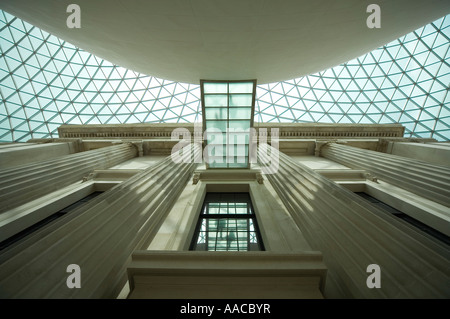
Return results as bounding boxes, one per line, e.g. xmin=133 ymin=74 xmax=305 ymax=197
xmin=0 ymin=143 xmax=138 ymax=213
xmin=321 ymin=142 xmax=450 ymax=208
xmin=258 ymin=143 xmax=450 ymax=298
xmin=384 ymin=141 xmax=450 ymax=167
xmin=0 ymin=143 xmax=201 ymax=298
xmin=0 ymin=139 xmax=81 ymax=169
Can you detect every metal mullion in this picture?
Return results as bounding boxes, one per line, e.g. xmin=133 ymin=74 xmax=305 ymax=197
xmin=194 ymin=203 xmax=208 ymax=251
xmin=0 ymin=76 xmax=14 ymax=140
xmin=202 ymin=214 xmax=251 ymax=219
xmin=90 ymin=65 xmax=115 ymax=119
xmin=431 ymin=100 xmax=445 ymax=135
xmin=173 ymin=82 xmax=187 ymax=121
xmin=214 ymin=216 xmax=220 ymax=251
xmin=226 ymin=82 xmax=230 ymax=168
xmin=0 ymin=16 xmax=10 ymax=34
xmin=2 ymin=22 xmax=28 ymax=58
xmin=160 ymin=86 xmax=174 ymax=122
xmin=246 ymin=203 xmax=250 ymax=250
xmin=30 ymin=31 xmax=52 ymax=64
xmin=5 ymin=31 xmax=50 ymax=138
xmin=305 ymin=78 xmax=329 ymax=115
xmin=2 ymin=80 xmax=30 ymax=139
xmin=233 ymin=217 xmax=238 ymax=251
xmin=205 ymin=206 xmax=209 ymax=251
xmin=4 ymin=37 xmax=35 ymax=137
xmin=247 ymin=218 xmax=250 ymax=251
xmin=101 ymin=75 xmax=123 ymax=118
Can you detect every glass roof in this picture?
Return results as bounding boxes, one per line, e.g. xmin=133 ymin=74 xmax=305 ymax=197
xmin=0 ymin=10 xmax=449 ymax=142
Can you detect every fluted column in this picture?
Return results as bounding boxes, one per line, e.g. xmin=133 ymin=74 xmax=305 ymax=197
xmin=0 ymin=143 xmax=200 ymax=298
xmin=321 ymin=142 xmax=450 ymax=207
xmin=258 ymin=143 xmax=450 ymax=298
xmin=0 ymin=143 xmax=138 ymax=213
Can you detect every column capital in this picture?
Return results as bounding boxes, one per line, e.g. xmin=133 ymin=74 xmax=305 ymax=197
xmin=314 ymin=139 xmax=344 ymax=157
xmin=128 ymin=141 xmax=144 ymax=157
xmin=192 ymin=173 xmax=200 ymax=185
xmin=256 ymin=172 xmax=264 ymax=184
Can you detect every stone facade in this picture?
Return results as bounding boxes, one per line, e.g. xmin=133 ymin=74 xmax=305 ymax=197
xmin=0 ymin=123 xmax=448 ymax=299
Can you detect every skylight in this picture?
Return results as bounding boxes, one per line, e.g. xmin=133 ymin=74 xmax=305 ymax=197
xmin=201 ymin=80 xmax=255 ymax=169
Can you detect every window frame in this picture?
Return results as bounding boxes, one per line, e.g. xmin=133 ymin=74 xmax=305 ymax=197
xmin=200 ymin=79 xmax=257 ymax=169
xmin=189 ymin=192 xmax=265 ymax=251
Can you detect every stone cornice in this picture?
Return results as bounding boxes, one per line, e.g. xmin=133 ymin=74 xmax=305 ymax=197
xmin=58 ymin=123 xmax=405 ymax=139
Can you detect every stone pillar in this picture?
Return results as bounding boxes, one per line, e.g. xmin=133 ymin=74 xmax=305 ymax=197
xmin=0 ymin=143 xmax=138 ymax=213
xmin=384 ymin=141 xmax=450 ymax=167
xmin=0 ymin=143 xmax=201 ymax=298
xmin=258 ymin=143 xmax=450 ymax=298
xmin=321 ymin=142 xmax=450 ymax=208
xmin=0 ymin=140 xmax=80 ymax=169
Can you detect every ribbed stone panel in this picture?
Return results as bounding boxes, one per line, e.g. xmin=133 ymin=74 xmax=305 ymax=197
xmin=258 ymin=143 xmax=450 ymax=298
xmin=0 ymin=143 xmax=138 ymax=213
xmin=321 ymin=143 xmax=450 ymax=208
xmin=0 ymin=143 xmax=200 ymax=298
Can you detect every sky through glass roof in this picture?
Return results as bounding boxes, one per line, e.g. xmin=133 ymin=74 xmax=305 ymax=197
xmin=0 ymin=10 xmax=449 ymax=142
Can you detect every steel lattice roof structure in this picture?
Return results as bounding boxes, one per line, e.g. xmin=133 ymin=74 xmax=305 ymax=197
xmin=0 ymin=10 xmax=449 ymax=142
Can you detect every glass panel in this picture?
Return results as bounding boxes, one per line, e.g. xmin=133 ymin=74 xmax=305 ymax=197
xmin=229 ymin=120 xmax=250 ymax=131
xmin=205 ymin=145 xmax=225 ymax=158
xmin=204 ymin=94 xmax=227 ymax=107
xmin=207 ymin=203 xmax=220 ymax=215
xmin=227 ymin=144 xmax=248 ymax=157
xmin=229 ymin=107 xmax=252 ymax=119
xmin=208 ymin=161 xmax=227 ymax=168
xmin=205 ymin=120 xmax=227 ymax=133
xmin=191 ymin=193 xmax=264 ymax=251
xmin=203 ymin=82 xmax=228 ymax=94
xmin=228 ymin=161 xmax=248 ymax=168
xmin=219 ymin=202 xmax=229 ymax=214
xmin=205 ymin=132 xmax=226 ymax=145
xmin=227 ymin=131 xmax=249 ymax=144
xmin=235 ymin=203 xmax=247 ymax=214
xmin=201 ymin=218 xmax=250 ymax=251
xmin=229 ymin=94 xmax=252 ymax=106
xmin=229 ymin=82 xmax=253 ymax=93
xmin=205 ymin=107 xmax=227 ymax=120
